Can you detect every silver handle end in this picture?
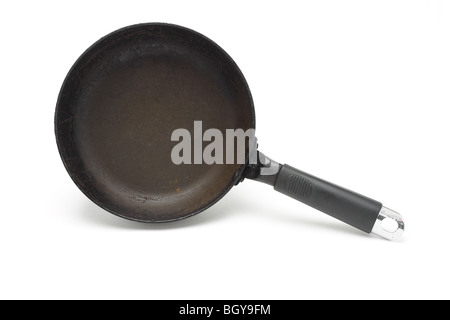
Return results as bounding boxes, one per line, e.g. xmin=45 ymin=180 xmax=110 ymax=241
xmin=371 ymin=206 xmax=405 ymax=241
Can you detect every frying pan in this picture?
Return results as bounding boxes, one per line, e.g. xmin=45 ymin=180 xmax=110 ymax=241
xmin=55 ymin=23 xmax=404 ymax=240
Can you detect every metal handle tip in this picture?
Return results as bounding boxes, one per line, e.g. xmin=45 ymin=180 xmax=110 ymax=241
xmin=371 ymin=207 xmax=405 ymax=241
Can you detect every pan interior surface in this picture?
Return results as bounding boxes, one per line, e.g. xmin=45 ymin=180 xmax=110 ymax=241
xmin=56 ymin=24 xmax=255 ymax=222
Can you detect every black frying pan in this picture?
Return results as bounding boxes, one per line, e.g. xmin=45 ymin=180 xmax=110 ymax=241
xmin=55 ymin=23 xmax=404 ymax=240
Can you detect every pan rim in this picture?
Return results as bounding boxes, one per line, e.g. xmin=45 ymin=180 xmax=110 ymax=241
xmin=55 ymin=22 xmax=256 ymax=223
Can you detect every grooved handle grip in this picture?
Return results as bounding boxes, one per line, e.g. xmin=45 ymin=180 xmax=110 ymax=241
xmin=274 ymin=165 xmax=382 ymax=233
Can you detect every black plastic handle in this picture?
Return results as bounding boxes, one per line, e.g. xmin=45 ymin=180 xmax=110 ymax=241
xmin=274 ymin=165 xmax=381 ymax=233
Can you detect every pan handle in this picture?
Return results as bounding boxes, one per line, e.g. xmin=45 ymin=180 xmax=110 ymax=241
xmin=245 ymin=152 xmax=405 ymax=240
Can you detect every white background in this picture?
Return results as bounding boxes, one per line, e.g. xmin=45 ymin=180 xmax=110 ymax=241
xmin=1 ymin=0 xmax=449 ymax=300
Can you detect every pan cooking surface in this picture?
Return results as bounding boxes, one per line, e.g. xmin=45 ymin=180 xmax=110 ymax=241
xmin=56 ymin=24 xmax=255 ymax=222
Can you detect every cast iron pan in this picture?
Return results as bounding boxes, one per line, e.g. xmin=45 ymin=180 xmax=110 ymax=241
xmin=55 ymin=23 xmax=404 ymax=240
